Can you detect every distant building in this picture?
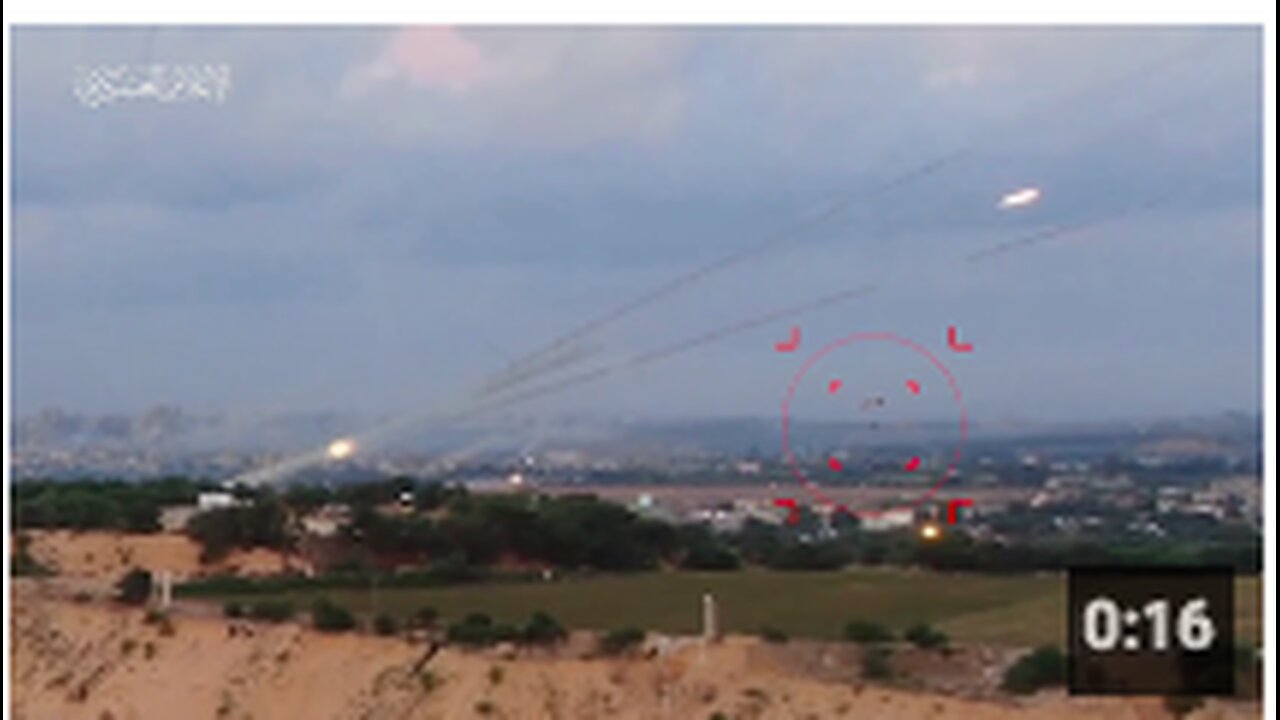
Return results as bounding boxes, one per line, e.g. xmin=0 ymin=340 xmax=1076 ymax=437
xmin=860 ymin=508 xmax=915 ymax=531
xmin=196 ymin=491 xmax=240 ymax=511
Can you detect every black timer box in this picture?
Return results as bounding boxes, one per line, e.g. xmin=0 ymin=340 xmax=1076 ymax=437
xmin=1067 ymin=565 xmax=1235 ymax=695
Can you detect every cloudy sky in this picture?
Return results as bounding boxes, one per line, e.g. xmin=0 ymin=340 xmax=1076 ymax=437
xmin=10 ymin=26 xmax=1262 ymax=422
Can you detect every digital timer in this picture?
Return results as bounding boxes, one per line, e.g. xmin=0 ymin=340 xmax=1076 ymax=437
xmin=1068 ymin=566 xmax=1235 ymax=695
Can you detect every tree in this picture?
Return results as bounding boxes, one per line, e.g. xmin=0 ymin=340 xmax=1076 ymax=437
xmin=758 ymin=626 xmax=789 ymax=644
xmin=843 ymin=619 xmax=894 ymax=644
xmin=678 ymin=527 xmax=742 ymax=571
xmin=373 ymin=613 xmax=398 ymax=636
xmin=598 ymin=627 xmax=645 ymax=655
xmin=249 ymin=600 xmax=295 ymax=623
xmin=1163 ymin=696 xmax=1205 ymax=718
xmin=1002 ymin=646 xmax=1066 ymax=694
xmin=311 ymin=598 xmax=357 ymax=632
xmin=904 ymin=622 xmax=949 ymax=650
xmin=861 ymin=646 xmax=893 ymax=679
xmin=446 ymin=613 xmax=519 ymax=647
xmin=115 ymin=568 xmax=153 ymax=606
xmin=187 ymin=500 xmax=290 ymax=562
xmin=522 ymin=611 xmax=567 ymax=645
xmin=411 ymin=606 xmax=440 ymax=629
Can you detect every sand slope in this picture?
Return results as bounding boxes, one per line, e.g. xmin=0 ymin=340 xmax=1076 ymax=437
xmin=22 ymin=530 xmax=292 ymax=581
xmin=10 ymin=581 xmax=1259 ymax=720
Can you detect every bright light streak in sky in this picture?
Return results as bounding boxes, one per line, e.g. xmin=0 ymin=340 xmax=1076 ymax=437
xmin=998 ymin=186 xmax=1042 ymax=209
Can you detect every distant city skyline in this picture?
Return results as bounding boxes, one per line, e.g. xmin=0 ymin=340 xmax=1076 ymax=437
xmin=12 ymin=26 xmax=1262 ymax=423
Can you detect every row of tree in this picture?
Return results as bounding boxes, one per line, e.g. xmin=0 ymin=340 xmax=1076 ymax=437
xmin=12 ymin=477 xmax=209 ymax=532
xmin=14 ymin=477 xmax=1262 ymax=575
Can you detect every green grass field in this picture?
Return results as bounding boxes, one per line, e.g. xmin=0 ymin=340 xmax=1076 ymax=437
xmin=209 ymin=569 xmax=1262 ymax=649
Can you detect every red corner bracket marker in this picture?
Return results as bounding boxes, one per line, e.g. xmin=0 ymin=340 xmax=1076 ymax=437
xmin=946 ymin=498 xmax=974 ymax=524
xmin=947 ymin=326 xmax=974 ymax=353
xmin=775 ymin=326 xmax=801 ymax=353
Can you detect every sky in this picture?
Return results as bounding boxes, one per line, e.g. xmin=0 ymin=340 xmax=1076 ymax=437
xmin=10 ymin=26 xmax=1263 ymax=423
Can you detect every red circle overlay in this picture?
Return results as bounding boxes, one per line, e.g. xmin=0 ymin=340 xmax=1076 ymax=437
xmin=780 ymin=332 xmax=968 ymax=519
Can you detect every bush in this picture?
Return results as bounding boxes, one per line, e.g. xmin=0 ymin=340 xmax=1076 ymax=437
xmin=1163 ymin=695 xmax=1205 ymax=718
xmin=12 ymin=535 xmax=53 ymax=577
xmin=758 ymin=626 xmax=789 ymax=644
xmin=144 ymin=609 xmax=176 ymax=636
xmin=115 ymin=568 xmax=153 ymax=606
xmin=249 ymin=600 xmax=295 ymax=623
xmin=311 ymin=598 xmax=357 ymax=632
xmin=599 ymin=627 xmax=645 ymax=656
xmin=679 ymin=542 xmax=742 ymax=571
xmin=903 ymin=622 xmax=949 ymax=650
xmin=412 ymin=606 xmax=439 ymax=629
xmin=223 ymin=601 xmax=244 ymax=619
xmin=446 ymin=613 xmax=518 ymax=647
xmin=861 ymin=646 xmax=893 ymax=679
xmin=1002 ymin=645 xmax=1066 ymax=694
xmin=523 ymin=611 xmax=567 ymax=645
xmin=418 ymin=669 xmax=441 ymax=693
xmin=373 ymin=613 xmax=398 ymax=636
xmin=843 ymin=619 xmax=894 ymax=644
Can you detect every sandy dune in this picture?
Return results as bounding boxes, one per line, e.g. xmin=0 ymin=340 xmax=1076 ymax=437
xmin=22 ymin=530 xmax=293 ymax=582
xmin=10 ymin=581 xmax=1259 ymax=720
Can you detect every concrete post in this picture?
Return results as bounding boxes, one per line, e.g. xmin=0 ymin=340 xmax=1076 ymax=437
xmin=701 ymin=592 xmax=719 ymax=642
xmin=157 ymin=570 xmax=172 ymax=610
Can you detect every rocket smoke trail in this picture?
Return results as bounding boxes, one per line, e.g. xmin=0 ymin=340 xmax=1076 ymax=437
xmin=491 ymin=35 xmax=1232 ymax=379
xmin=231 ymin=37 xmax=1232 ymax=486
xmin=387 ymin=189 xmax=1187 ymax=430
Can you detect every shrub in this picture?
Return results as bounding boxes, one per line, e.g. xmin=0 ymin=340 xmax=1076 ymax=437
xmin=758 ymin=626 xmax=789 ymax=644
xmin=115 ymin=568 xmax=153 ymax=606
xmin=249 ymin=600 xmax=295 ymax=623
xmin=144 ymin=610 xmax=176 ymax=636
xmin=599 ymin=627 xmax=645 ymax=656
xmin=373 ymin=613 xmax=398 ymax=636
xmin=1163 ymin=695 xmax=1205 ymax=718
xmin=223 ymin=602 xmax=244 ymax=619
xmin=12 ymin=537 xmax=53 ymax=577
xmin=903 ymin=623 xmax=949 ymax=650
xmin=412 ymin=606 xmax=439 ymax=629
xmin=1002 ymin=645 xmax=1066 ymax=694
xmin=311 ymin=598 xmax=357 ymax=632
xmin=447 ymin=613 xmax=505 ymax=646
xmin=418 ymin=669 xmax=441 ymax=693
xmin=522 ymin=611 xmax=567 ymax=645
xmin=843 ymin=619 xmax=894 ymax=644
xmin=861 ymin=646 xmax=893 ymax=680
xmin=679 ymin=542 xmax=742 ymax=571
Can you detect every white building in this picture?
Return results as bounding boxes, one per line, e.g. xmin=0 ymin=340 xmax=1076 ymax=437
xmin=196 ymin=491 xmax=241 ymax=511
xmin=860 ymin=508 xmax=915 ymax=532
